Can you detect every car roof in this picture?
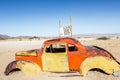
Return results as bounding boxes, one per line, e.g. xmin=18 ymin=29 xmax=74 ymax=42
xmin=44 ymin=37 xmax=79 ymax=45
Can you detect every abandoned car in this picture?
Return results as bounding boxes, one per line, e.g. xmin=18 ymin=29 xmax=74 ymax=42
xmin=4 ymin=37 xmax=120 ymax=76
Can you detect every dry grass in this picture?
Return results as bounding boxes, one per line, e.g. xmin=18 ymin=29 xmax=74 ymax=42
xmin=0 ymin=38 xmax=120 ymax=80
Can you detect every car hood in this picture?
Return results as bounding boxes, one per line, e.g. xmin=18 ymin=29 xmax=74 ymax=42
xmin=15 ymin=49 xmax=38 ymax=56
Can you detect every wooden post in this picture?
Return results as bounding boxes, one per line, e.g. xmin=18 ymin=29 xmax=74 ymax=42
xmin=59 ymin=20 xmax=61 ymax=37
xmin=70 ymin=16 xmax=72 ymax=37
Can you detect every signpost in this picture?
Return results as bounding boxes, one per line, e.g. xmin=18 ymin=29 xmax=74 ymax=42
xmin=59 ymin=16 xmax=72 ymax=37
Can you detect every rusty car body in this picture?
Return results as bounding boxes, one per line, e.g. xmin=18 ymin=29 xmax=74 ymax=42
xmin=5 ymin=37 xmax=120 ymax=76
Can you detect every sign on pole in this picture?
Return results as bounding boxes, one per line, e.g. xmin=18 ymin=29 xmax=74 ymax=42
xmin=59 ymin=16 xmax=72 ymax=37
xmin=60 ymin=26 xmax=72 ymax=37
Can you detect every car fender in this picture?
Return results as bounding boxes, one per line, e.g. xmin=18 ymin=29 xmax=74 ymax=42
xmin=5 ymin=60 xmax=41 ymax=76
xmin=79 ymin=56 xmax=120 ymax=76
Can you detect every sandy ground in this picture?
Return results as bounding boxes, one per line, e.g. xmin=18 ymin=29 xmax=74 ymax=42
xmin=0 ymin=39 xmax=120 ymax=80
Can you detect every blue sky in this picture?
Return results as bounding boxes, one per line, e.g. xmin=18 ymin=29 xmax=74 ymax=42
xmin=0 ymin=0 xmax=120 ymax=37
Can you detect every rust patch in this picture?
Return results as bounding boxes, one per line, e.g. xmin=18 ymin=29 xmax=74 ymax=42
xmin=46 ymin=37 xmax=79 ymax=44
xmin=85 ymin=46 xmax=113 ymax=59
xmin=4 ymin=61 xmax=18 ymax=75
xmin=47 ymin=38 xmax=60 ymax=42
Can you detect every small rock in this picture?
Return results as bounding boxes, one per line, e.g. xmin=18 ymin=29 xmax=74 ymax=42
xmin=113 ymin=71 xmax=120 ymax=77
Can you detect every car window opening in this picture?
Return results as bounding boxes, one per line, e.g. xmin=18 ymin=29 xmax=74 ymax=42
xmin=45 ymin=43 xmax=66 ymax=53
xmin=68 ymin=44 xmax=78 ymax=52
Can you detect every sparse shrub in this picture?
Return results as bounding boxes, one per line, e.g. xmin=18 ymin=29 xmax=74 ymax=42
xmin=19 ymin=38 xmax=22 ymax=41
xmin=29 ymin=37 xmax=33 ymax=41
xmin=97 ymin=37 xmax=109 ymax=40
xmin=116 ymin=36 xmax=119 ymax=39
xmin=32 ymin=36 xmax=39 ymax=40
xmin=0 ymin=38 xmax=6 ymax=40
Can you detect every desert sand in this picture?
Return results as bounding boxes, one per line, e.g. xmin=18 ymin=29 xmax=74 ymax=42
xmin=0 ymin=38 xmax=120 ymax=80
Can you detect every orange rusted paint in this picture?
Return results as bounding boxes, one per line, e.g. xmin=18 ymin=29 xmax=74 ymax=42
xmin=15 ymin=37 xmax=113 ymax=71
xmin=16 ymin=49 xmax=43 ymax=69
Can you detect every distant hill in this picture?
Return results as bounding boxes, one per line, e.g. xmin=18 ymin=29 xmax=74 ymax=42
xmin=15 ymin=36 xmax=32 ymax=38
xmin=0 ymin=33 xmax=120 ymax=39
xmin=73 ymin=33 xmax=120 ymax=38
xmin=0 ymin=34 xmax=10 ymax=39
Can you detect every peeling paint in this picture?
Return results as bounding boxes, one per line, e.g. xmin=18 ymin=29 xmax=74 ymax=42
xmin=80 ymin=56 xmax=120 ymax=76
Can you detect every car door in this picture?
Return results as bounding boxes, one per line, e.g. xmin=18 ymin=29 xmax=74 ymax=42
xmin=68 ymin=44 xmax=82 ymax=70
xmin=42 ymin=42 xmax=69 ymax=72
